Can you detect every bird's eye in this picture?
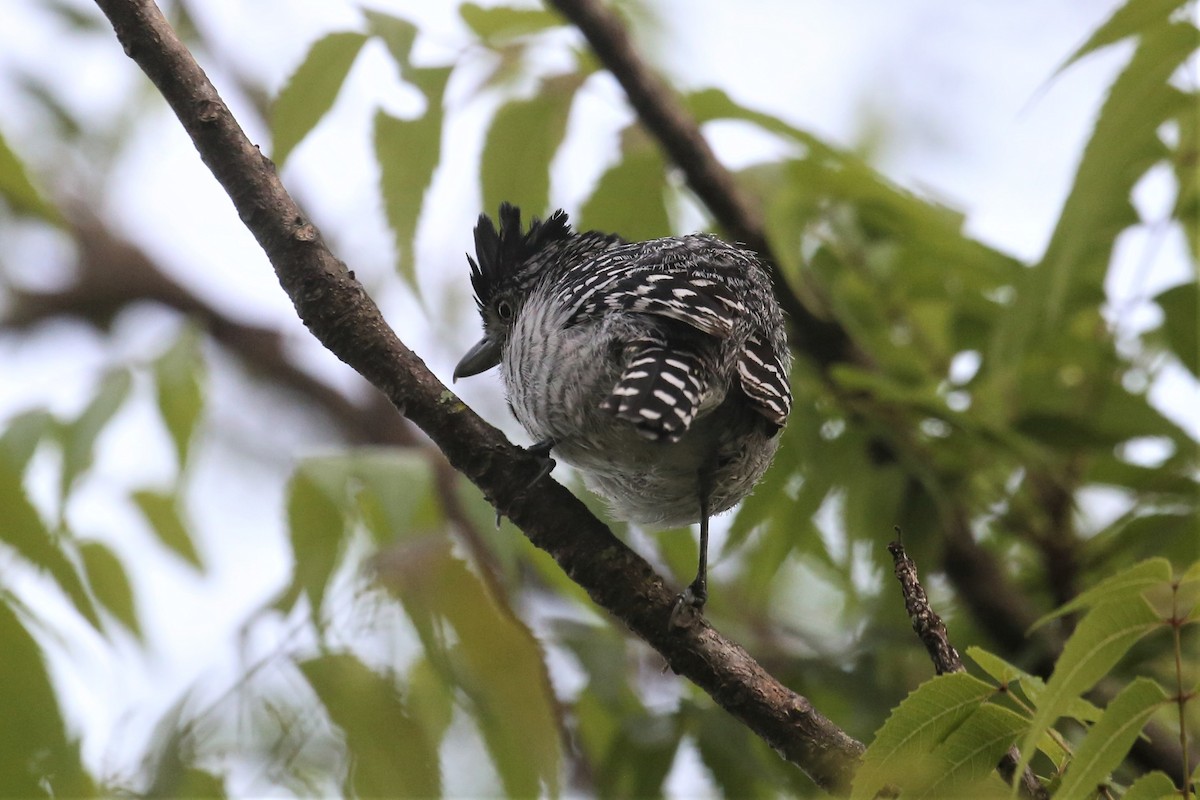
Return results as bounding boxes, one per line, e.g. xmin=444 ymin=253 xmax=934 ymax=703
xmin=495 ymin=299 xmax=514 ymax=321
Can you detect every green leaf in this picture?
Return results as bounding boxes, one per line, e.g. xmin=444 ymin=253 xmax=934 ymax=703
xmin=277 ymin=464 xmax=349 ymax=616
xmin=1120 ymin=770 xmax=1183 ymax=800
xmin=685 ymin=87 xmax=835 ymax=156
xmin=0 ymin=409 xmax=53 ymax=471
xmin=851 ymin=672 xmax=997 ymax=800
xmin=0 ymin=601 xmax=93 ymax=798
xmin=1013 ymin=597 xmax=1163 ymax=784
xmin=153 ymin=326 xmax=205 ymax=470
xmin=363 ymin=10 xmax=418 ymax=66
xmin=460 ymin=2 xmax=564 ymax=43
xmin=0 ymin=128 xmax=61 ymax=223
xmin=344 ymin=450 xmax=439 ymax=544
xmin=915 ymin=703 xmax=1028 ymax=800
xmin=379 ymin=538 xmax=561 ymax=797
xmin=694 ymin=707 xmax=777 ymax=799
xmin=994 ymin=21 xmax=1197 ymax=366
xmin=1030 ymin=557 xmax=1172 ymax=630
xmin=966 ymin=647 xmax=1102 ymax=725
xmin=1154 ymin=281 xmax=1199 ymax=377
xmin=480 ymin=75 xmax=582 ymax=216
xmin=1055 ymin=678 xmax=1169 ymax=800
xmin=300 ymin=653 xmax=440 ymax=799
xmin=375 ymin=68 xmax=451 ymax=286
xmin=1056 ymin=0 xmax=1190 ymax=73
xmin=79 ymin=540 xmax=140 ymax=639
xmin=0 ymin=459 xmax=102 ymax=632
xmin=578 ymin=125 xmax=671 ymax=242
xmin=271 ymin=32 xmax=368 ymax=167
xmin=60 ymin=369 xmax=131 ymax=500
xmin=131 ymin=489 xmax=202 ymax=569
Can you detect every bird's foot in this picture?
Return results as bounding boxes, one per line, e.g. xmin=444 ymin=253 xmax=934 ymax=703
xmin=526 ymin=439 xmax=557 ymax=488
xmin=668 ymin=580 xmax=707 ymax=628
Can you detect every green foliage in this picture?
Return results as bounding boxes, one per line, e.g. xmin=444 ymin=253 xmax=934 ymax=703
xmin=481 ymin=74 xmax=583 ymax=217
xmin=854 ymin=559 xmax=1198 ymax=798
xmin=300 ymin=653 xmax=441 ymax=798
xmin=0 ymin=128 xmax=61 ymax=223
xmin=153 ymin=324 xmax=206 ymax=471
xmin=271 ymin=31 xmax=368 ymax=167
xmin=0 ymin=602 xmax=94 ymax=798
xmin=1 ymin=0 xmax=1197 ymax=796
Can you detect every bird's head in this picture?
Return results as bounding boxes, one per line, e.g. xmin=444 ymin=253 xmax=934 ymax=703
xmin=454 ymin=203 xmax=617 ymax=380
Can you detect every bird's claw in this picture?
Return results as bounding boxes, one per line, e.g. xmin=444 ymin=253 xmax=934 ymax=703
xmin=669 ymin=582 xmax=707 ymax=628
xmin=525 ymin=439 xmax=557 ymax=489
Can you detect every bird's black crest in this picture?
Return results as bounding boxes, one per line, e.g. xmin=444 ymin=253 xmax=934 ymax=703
xmin=468 ymin=203 xmax=573 ymax=308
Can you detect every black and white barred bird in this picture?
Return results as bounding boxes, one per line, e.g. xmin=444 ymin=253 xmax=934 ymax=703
xmin=455 ymin=203 xmax=792 ymax=619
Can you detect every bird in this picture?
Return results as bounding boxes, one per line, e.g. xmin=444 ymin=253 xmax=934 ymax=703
xmin=454 ymin=203 xmax=792 ymax=622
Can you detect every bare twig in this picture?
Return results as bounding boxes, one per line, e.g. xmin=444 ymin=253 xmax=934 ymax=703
xmin=888 ymin=536 xmax=1048 ymax=800
xmin=90 ymin=0 xmax=864 ymax=791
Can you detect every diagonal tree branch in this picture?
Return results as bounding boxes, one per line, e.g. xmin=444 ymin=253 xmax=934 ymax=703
xmin=545 ymin=0 xmax=859 ymax=371
xmin=91 ymin=0 xmax=865 ymax=792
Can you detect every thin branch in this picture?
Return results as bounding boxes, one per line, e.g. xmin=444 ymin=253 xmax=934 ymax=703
xmin=91 ymin=0 xmax=864 ymax=792
xmin=545 ymin=0 xmax=860 ymax=371
xmin=888 ymin=537 xmax=1048 ymax=800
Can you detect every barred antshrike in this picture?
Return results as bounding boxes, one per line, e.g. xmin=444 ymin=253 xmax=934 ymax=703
xmin=455 ymin=204 xmax=791 ymax=621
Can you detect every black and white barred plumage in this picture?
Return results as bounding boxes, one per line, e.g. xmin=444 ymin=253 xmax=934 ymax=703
xmin=455 ymin=203 xmax=791 ymax=615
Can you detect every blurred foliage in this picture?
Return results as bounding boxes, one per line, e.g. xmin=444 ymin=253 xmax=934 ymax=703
xmin=0 ymin=0 xmax=1197 ymax=797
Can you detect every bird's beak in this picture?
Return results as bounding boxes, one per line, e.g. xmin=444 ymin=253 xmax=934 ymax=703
xmin=453 ymin=336 xmax=501 ymax=381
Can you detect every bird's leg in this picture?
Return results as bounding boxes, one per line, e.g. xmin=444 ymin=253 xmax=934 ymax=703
xmin=670 ymin=471 xmax=711 ymax=626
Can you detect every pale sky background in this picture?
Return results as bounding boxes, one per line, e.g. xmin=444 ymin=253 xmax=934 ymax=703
xmin=0 ymin=0 xmax=1195 ymax=793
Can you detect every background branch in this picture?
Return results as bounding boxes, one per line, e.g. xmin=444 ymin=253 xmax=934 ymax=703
xmin=91 ymin=0 xmax=865 ymax=792
xmin=546 ymin=0 xmax=859 ymax=371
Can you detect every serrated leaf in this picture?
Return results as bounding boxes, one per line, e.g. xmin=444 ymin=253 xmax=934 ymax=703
xmin=0 ymin=459 xmax=102 ymax=631
xmin=578 ymin=125 xmax=671 ymax=242
xmin=1055 ymin=678 xmax=1169 ymax=800
xmin=480 ymin=75 xmax=582 ymax=216
xmin=965 ymin=646 xmax=1024 ymax=686
xmin=851 ymin=672 xmax=997 ymax=800
xmin=0 ymin=128 xmax=61 ymax=223
xmin=300 ymin=653 xmax=440 ymax=799
xmin=0 ymin=602 xmax=93 ymax=798
xmin=1031 ymin=557 xmax=1173 ymax=630
xmin=60 ymin=369 xmax=131 ymax=500
xmin=1154 ymin=281 xmax=1198 ymax=377
xmin=79 ymin=540 xmax=140 ymax=639
xmin=1056 ymin=0 xmax=1189 ymax=73
xmin=271 ymin=32 xmax=367 ymax=167
xmin=967 ymin=648 xmax=1103 ymax=726
xmin=1121 ymin=770 xmax=1183 ymax=800
xmin=460 ymin=2 xmax=563 ymax=44
xmin=994 ymin=21 xmax=1197 ymax=366
xmin=153 ymin=326 xmax=205 ymax=470
xmin=375 ymin=68 xmax=451 ymax=287
xmin=131 ymin=489 xmax=202 ymax=569
xmin=1013 ymin=597 xmax=1163 ymax=784
xmin=915 ymin=703 xmax=1028 ymax=800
